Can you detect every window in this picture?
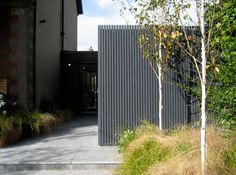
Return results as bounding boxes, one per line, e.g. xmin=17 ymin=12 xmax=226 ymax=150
xmin=0 ymin=79 xmax=7 ymax=95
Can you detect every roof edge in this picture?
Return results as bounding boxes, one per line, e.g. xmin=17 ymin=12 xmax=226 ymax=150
xmin=76 ymin=0 xmax=83 ymax=15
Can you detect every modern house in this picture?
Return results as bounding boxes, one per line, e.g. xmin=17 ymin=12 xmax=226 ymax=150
xmin=1 ymin=1 xmax=198 ymax=146
xmin=61 ymin=25 xmax=199 ymax=145
xmin=0 ymin=0 xmax=83 ymax=108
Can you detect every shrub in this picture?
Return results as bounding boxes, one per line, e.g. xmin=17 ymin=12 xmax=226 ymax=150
xmin=217 ymin=116 xmax=236 ymax=130
xmin=118 ymin=129 xmax=136 ymax=153
xmin=207 ymin=0 xmax=236 ymax=127
xmin=0 ymin=93 xmax=6 ymax=116
xmin=0 ymin=93 xmax=22 ymax=117
xmin=0 ymin=94 xmax=5 ymax=108
xmin=118 ymin=121 xmax=159 ymax=153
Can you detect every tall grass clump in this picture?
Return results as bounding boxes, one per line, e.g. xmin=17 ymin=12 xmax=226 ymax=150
xmin=222 ymin=143 xmax=236 ymax=172
xmin=116 ymin=122 xmax=236 ymax=175
xmin=0 ymin=110 xmax=61 ymax=147
xmin=0 ymin=93 xmax=73 ymax=147
xmin=0 ymin=117 xmax=22 ymax=147
xmin=116 ymin=140 xmax=171 ymax=175
xmin=116 ymin=122 xmax=171 ymax=175
xmin=30 ymin=112 xmax=56 ymax=136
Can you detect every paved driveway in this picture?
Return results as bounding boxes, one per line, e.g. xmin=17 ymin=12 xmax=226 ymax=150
xmin=0 ymin=115 xmax=121 ymax=175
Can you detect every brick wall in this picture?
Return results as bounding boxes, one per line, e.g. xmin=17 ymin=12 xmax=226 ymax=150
xmin=0 ymin=6 xmax=34 ymax=107
xmin=0 ymin=7 xmax=10 ymax=95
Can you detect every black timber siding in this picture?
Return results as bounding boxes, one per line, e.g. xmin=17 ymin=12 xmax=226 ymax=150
xmin=98 ymin=25 xmax=198 ymax=146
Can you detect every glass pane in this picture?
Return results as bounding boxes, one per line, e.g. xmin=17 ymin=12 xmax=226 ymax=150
xmin=81 ymin=65 xmax=97 ymax=111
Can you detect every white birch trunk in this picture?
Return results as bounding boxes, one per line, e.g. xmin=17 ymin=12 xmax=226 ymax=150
xmin=158 ymin=65 xmax=163 ymax=130
xmin=158 ymin=33 xmax=163 ymax=131
xmin=200 ymin=0 xmax=207 ymax=174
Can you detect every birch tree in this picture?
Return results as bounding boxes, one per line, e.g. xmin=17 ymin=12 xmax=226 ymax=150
xmin=173 ymin=1 xmax=217 ymax=173
xmin=116 ymin=0 xmax=217 ymax=173
xmin=117 ymin=0 xmax=178 ymax=130
xmin=199 ymin=1 xmax=207 ymax=173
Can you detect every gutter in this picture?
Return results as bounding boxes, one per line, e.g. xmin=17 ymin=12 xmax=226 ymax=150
xmin=76 ymin=0 xmax=83 ymax=15
xmin=61 ymin=0 xmax=64 ymax=51
xmin=32 ymin=0 xmax=37 ymax=109
xmin=59 ymin=0 xmax=65 ymax=108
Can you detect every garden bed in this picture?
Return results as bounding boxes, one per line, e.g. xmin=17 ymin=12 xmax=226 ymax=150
xmin=116 ymin=122 xmax=236 ymax=175
xmin=0 ymin=110 xmax=72 ymax=148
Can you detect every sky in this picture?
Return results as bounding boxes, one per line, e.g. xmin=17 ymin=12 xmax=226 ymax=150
xmin=77 ymin=0 xmax=198 ymax=51
xmin=77 ymin=0 xmax=132 ymax=51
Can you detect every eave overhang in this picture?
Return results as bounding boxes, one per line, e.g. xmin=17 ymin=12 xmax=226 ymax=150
xmin=76 ymin=0 xmax=83 ymax=15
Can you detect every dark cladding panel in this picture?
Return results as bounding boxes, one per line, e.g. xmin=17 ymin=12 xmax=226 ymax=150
xmin=98 ymin=25 xmax=195 ymax=146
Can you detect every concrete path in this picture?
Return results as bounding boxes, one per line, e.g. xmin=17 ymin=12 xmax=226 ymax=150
xmin=0 ymin=115 xmax=121 ymax=175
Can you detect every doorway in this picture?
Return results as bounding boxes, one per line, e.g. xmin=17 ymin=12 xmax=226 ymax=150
xmin=61 ymin=51 xmax=98 ymax=114
xmin=80 ymin=64 xmax=97 ymax=112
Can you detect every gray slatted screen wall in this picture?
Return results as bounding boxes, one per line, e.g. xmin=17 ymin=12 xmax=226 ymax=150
xmin=98 ymin=25 xmax=195 ymax=146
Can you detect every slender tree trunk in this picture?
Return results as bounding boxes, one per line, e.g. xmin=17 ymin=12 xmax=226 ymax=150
xmin=158 ymin=65 xmax=163 ymax=130
xmin=158 ymin=33 xmax=163 ymax=130
xmin=200 ymin=0 xmax=207 ymax=174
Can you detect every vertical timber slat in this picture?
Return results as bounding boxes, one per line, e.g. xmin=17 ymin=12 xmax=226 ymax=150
xmin=98 ymin=25 xmax=196 ymax=146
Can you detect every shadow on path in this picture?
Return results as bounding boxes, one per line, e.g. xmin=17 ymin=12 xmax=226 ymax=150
xmin=6 ymin=115 xmax=98 ymax=148
xmin=0 ymin=114 xmax=121 ymax=173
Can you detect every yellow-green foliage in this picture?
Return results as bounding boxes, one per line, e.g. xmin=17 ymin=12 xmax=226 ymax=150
xmin=118 ymin=129 xmax=136 ymax=153
xmin=0 ymin=111 xmax=66 ymax=147
xmin=31 ymin=112 xmax=56 ymax=135
xmin=0 ymin=117 xmax=22 ymax=147
xmin=116 ymin=123 xmax=236 ymax=175
xmin=223 ymin=143 xmax=236 ymax=170
xmin=116 ymin=140 xmax=170 ymax=175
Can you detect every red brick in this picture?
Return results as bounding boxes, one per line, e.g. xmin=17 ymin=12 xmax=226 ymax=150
xmin=9 ymin=46 xmax=19 ymax=54
xmin=9 ymin=31 xmax=19 ymax=39
xmin=9 ymin=92 xmax=18 ymax=99
xmin=9 ymin=15 xmax=20 ymax=23
xmin=8 ymin=76 xmax=19 ymax=85
xmin=9 ymin=60 xmax=19 ymax=69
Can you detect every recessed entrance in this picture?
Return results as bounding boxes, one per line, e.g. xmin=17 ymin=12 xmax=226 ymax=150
xmin=80 ymin=64 xmax=97 ymax=112
xmin=61 ymin=51 xmax=98 ymax=114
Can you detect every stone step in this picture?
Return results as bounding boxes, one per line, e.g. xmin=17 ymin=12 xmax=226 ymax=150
xmin=1 ymin=170 xmax=114 ymax=175
xmin=0 ymin=162 xmax=121 ymax=171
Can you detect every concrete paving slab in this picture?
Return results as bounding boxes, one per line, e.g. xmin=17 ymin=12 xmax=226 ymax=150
xmin=0 ymin=115 xmax=121 ymax=174
xmin=2 ymin=169 xmax=114 ymax=175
